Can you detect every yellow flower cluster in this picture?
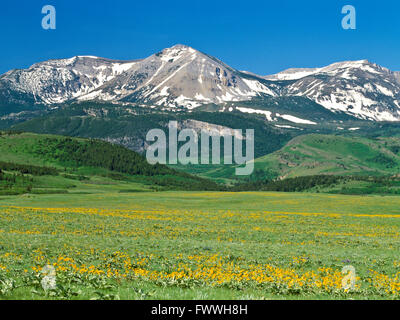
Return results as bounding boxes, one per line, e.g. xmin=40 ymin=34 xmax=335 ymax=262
xmin=369 ymin=270 xmax=400 ymax=295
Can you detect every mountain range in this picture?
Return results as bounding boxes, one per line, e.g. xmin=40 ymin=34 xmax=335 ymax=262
xmin=2 ymin=45 xmax=400 ymax=187
xmin=1 ymin=44 xmax=400 ymax=122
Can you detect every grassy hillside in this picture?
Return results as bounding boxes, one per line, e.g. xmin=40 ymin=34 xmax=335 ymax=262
xmin=174 ymin=134 xmax=400 ymax=193
xmin=0 ymin=131 xmax=222 ymax=195
xmin=254 ymin=134 xmax=400 ymax=179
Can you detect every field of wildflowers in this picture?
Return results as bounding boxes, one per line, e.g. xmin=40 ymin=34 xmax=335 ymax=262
xmin=0 ymin=191 xmax=399 ymax=300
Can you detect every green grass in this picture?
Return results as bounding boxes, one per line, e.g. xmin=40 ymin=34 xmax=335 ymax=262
xmin=253 ymin=134 xmax=400 ymax=179
xmin=0 ymin=191 xmax=400 ymax=300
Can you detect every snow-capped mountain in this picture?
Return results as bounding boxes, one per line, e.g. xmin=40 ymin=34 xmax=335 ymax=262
xmin=0 ymin=56 xmax=139 ymax=105
xmin=265 ymin=60 xmax=400 ymax=121
xmin=76 ymin=44 xmax=277 ymax=108
xmin=0 ymin=45 xmax=277 ymax=111
xmin=1 ymin=45 xmax=400 ymax=121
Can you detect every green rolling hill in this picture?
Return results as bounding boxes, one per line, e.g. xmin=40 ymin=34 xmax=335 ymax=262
xmin=0 ymin=131 xmax=222 ymax=195
xmin=254 ymin=134 xmax=400 ymax=179
xmin=174 ymin=134 xmax=400 ymax=188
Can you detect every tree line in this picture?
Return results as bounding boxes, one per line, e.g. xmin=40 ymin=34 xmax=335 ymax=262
xmin=0 ymin=161 xmax=59 ymax=176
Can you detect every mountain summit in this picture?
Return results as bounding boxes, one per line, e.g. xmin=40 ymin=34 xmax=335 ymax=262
xmin=76 ymin=44 xmax=276 ymax=109
xmin=265 ymin=60 xmax=400 ymax=121
xmin=1 ymin=45 xmax=400 ymax=121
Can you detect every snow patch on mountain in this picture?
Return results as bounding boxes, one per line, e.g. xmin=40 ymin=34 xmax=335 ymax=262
xmin=242 ymin=79 xmax=277 ymax=96
xmin=277 ymin=114 xmax=317 ymax=125
xmin=236 ymin=107 xmax=274 ymax=121
xmin=264 ymin=68 xmax=320 ymax=81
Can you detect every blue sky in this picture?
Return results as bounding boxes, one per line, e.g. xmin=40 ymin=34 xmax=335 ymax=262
xmin=1 ymin=0 xmax=399 ymax=75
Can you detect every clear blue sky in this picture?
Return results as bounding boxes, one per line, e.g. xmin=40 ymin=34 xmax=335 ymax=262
xmin=1 ymin=0 xmax=399 ymax=75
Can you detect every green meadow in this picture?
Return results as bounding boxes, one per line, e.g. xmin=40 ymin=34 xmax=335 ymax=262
xmin=0 ymin=191 xmax=400 ymax=300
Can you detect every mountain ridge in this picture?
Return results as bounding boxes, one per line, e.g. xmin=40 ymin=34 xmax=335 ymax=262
xmin=1 ymin=44 xmax=400 ymax=121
